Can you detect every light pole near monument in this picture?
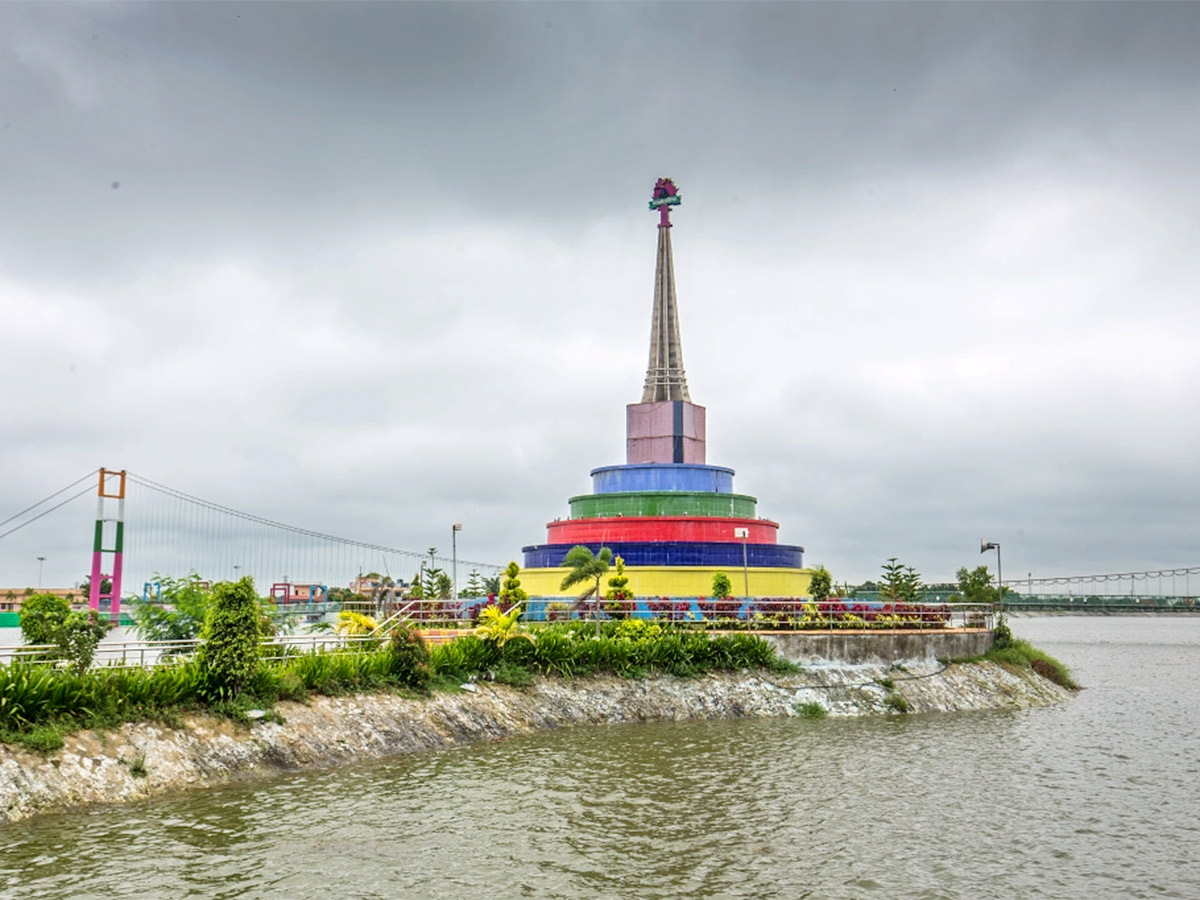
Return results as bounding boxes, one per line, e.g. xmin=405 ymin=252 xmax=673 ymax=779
xmin=981 ymin=540 xmax=1003 ymax=617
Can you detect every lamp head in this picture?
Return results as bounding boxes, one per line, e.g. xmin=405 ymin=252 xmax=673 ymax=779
xmin=981 ymin=540 xmax=999 ymax=553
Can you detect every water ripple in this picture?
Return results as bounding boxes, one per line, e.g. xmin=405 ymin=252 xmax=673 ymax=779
xmin=2 ymin=617 xmax=1198 ymax=899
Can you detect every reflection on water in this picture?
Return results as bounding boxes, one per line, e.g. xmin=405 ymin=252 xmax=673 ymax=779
xmin=2 ymin=617 xmax=1198 ymax=899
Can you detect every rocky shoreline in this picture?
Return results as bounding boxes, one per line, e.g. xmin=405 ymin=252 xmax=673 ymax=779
xmin=0 ymin=659 xmax=1071 ymax=825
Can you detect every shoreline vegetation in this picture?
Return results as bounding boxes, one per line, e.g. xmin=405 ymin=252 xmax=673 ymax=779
xmin=0 ymin=586 xmax=1078 ymax=825
xmin=0 ymin=655 xmax=1076 ymax=827
xmin=2 ymin=603 xmax=1076 ymax=756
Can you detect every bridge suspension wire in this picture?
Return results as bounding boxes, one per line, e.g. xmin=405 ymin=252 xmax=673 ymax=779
xmin=119 ymin=473 xmax=502 ymax=600
xmin=0 ymin=470 xmax=100 ymax=541
xmin=1016 ymin=565 xmax=1198 ymax=600
xmin=1026 ymin=565 xmax=1199 ymax=586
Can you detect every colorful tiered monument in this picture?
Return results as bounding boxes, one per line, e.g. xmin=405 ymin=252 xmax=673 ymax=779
xmin=517 ymin=180 xmax=812 ymax=600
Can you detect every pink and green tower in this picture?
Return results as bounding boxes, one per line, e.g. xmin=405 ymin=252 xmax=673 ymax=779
xmin=88 ymin=468 xmax=126 ymax=618
xmin=516 ymin=179 xmax=813 ymax=599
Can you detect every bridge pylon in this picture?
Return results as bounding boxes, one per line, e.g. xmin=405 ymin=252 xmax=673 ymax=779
xmin=89 ymin=468 xmax=126 ymax=619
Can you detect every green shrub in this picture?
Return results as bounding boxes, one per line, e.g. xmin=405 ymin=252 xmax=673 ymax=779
xmin=18 ymin=724 xmax=65 ymax=754
xmin=197 ymin=578 xmax=261 ymax=699
xmin=796 ymin=701 xmax=827 ymax=718
xmin=498 ymin=561 xmax=528 ymax=609
xmin=988 ymin=638 xmax=1078 ymax=690
xmin=19 ymin=593 xmax=71 ymax=646
xmin=993 ymin=615 xmax=1014 ymax=650
xmin=430 ymin=635 xmax=499 ymax=679
xmin=388 ymin=626 xmax=431 ymax=690
xmin=275 ymin=668 xmax=308 ymax=702
xmin=491 ymin=661 xmax=533 ymax=687
xmin=132 ymin=573 xmax=212 ymax=646
xmin=55 ymin=611 xmax=110 ymax=674
xmin=809 ymin=565 xmax=832 ymax=603
xmin=711 ymin=572 xmax=732 ymax=600
xmin=884 ymin=692 xmax=911 ymax=713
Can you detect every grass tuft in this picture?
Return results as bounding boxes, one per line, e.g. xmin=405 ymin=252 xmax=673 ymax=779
xmin=795 ymin=701 xmax=827 ymax=719
xmin=987 ymin=639 xmax=1079 ymax=690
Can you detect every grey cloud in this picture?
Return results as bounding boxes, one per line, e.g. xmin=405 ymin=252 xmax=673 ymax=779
xmin=1 ymin=2 xmax=1197 ymax=588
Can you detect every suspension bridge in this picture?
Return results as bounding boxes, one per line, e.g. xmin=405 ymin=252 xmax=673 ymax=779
xmin=0 ymin=468 xmax=504 ymax=621
xmin=1 ymin=468 xmax=1196 ymax=624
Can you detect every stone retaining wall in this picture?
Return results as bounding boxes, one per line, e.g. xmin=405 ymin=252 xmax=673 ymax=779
xmin=762 ymin=629 xmax=994 ymax=665
xmin=0 ymin=656 xmax=1066 ymax=826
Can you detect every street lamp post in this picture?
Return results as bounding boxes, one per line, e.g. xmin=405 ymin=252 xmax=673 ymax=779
xmin=37 ymin=556 xmax=45 ymax=590
xmin=452 ymin=523 xmax=463 ymax=600
xmin=981 ymin=540 xmax=1003 ymax=617
xmin=734 ymin=528 xmax=750 ymax=599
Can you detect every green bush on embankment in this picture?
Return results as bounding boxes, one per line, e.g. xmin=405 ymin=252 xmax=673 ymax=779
xmin=986 ymin=638 xmax=1079 ymax=690
xmin=0 ymin=621 xmax=792 ymax=752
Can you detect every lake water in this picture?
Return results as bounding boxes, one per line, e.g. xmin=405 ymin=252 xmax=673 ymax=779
xmin=2 ymin=616 xmax=1198 ymax=899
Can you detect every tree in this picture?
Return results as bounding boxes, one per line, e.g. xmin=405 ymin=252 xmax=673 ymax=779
xmin=956 ymin=565 xmax=1006 ymax=605
xmin=880 ymin=558 xmax=923 ymax=605
xmin=133 ymin=573 xmax=213 ymax=647
xmin=482 ymin=573 xmax=501 ymax=596
xmin=19 ymin=592 xmax=71 ymax=646
xmin=79 ymin=575 xmax=113 ymax=598
xmin=560 ymin=545 xmax=612 ymax=635
xmin=463 ymin=570 xmax=484 ymax=598
xmin=499 ymin=561 xmax=527 ymax=611
xmin=19 ymin=593 xmax=108 ymax=671
xmin=711 ymin=572 xmax=732 ymax=600
xmin=809 ymin=565 xmax=832 ymax=603
xmin=434 ymin=571 xmax=453 ymax=600
xmin=55 ymin=611 xmax=109 ymax=674
xmin=605 ymin=555 xmax=633 ymax=617
xmin=197 ymin=577 xmax=262 ymax=699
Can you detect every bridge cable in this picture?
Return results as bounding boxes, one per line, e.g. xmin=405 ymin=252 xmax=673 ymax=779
xmin=0 ymin=482 xmax=98 ymax=541
xmin=126 ymin=473 xmax=502 ymax=572
xmin=0 ymin=469 xmax=99 ymax=532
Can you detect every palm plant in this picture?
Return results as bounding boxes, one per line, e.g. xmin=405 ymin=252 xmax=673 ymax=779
xmin=559 ymin=545 xmax=612 ymax=636
xmin=334 ymin=610 xmax=379 ymax=636
xmin=474 ymin=604 xmax=531 ymax=647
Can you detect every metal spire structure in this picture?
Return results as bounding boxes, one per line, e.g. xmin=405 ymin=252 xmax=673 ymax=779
xmin=626 ymin=178 xmax=706 ymax=465
xmin=642 ymin=178 xmax=691 ymax=403
xmin=513 ymin=178 xmax=811 ymax=601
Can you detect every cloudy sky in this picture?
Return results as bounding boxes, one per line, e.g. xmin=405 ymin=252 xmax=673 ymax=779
xmin=1 ymin=2 xmax=1197 ymax=590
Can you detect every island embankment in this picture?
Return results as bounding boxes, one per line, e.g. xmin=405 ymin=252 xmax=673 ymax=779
xmin=0 ymin=655 xmax=1070 ymax=825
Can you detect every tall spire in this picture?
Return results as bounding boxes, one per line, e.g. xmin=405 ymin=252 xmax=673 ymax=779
xmin=642 ymin=178 xmax=691 ymax=403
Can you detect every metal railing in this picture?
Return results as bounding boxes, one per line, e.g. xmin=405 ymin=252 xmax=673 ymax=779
xmin=0 ymin=600 xmax=995 ymax=670
xmin=0 ymin=633 xmax=387 ymax=669
xmin=524 ymin=597 xmax=996 ymax=631
xmin=1005 ymin=594 xmax=1197 ymax=611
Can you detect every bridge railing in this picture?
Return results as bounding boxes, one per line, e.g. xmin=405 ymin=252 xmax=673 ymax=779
xmin=1005 ymin=594 xmax=1197 ymax=610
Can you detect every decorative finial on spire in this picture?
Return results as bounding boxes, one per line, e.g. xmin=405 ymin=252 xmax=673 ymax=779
xmin=648 ymin=177 xmax=681 ymax=228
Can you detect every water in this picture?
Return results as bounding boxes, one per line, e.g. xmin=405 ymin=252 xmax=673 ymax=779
xmin=2 ymin=617 xmax=1198 ymax=899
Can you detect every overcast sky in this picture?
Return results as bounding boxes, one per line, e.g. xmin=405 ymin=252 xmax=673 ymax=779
xmin=1 ymin=2 xmax=1197 ymax=590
